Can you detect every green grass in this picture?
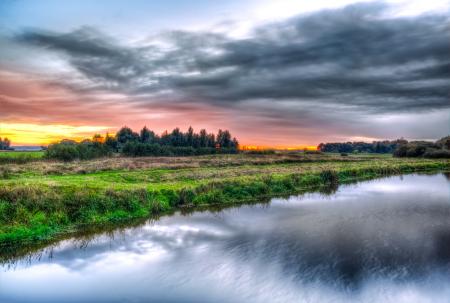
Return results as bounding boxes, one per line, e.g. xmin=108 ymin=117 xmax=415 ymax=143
xmin=0 ymin=151 xmax=45 ymax=164
xmin=0 ymin=153 xmax=448 ymax=249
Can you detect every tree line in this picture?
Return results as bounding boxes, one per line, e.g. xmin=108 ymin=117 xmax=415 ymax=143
xmin=317 ymin=139 xmax=407 ymax=154
xmin=317 ymin=136 xmax=450 ymax=158
xmin=393 ymin=136 xmax=450 ymax=158
xmin=46 ymin=126 xmax=239 ymax=161
xmin=0 ymin=137 xmax=12 ymax=150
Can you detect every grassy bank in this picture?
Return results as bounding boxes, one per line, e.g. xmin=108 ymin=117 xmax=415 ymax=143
xmin=0 ymin=153 xmax=448 ymax=248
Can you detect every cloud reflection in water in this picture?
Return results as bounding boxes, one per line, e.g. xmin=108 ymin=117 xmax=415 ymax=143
xmin=1 ymin=174 xmax=450 ymax=303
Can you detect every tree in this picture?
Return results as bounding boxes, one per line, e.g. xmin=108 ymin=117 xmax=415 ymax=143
xmin=207 ymin=133 xmax=215 ymax=148
xmin=393 ymin=144 xmax=408 ymax=157
xmin=192 ymin=133 xmax=200 ymax=148
xmin=216 ymin=129 xmax=233 ymax=148
xmin=186 ymin=126 xmax=194 ymax=147
xmin=92 ymin=134 xmax=104 ymax=143
xmin=222 ymin=130 xmax=232 ymax=148
xmin=105 ymin=133 xmax=118 ymax=151
xmin=199 ymin=129 xmax=208 ymax=147
xmin=436 ymin=136 xmax=450 ymax=150
xmin=160 ymin=130 xmax=170 ymax=146
xmin=0 ymin=137 xmax=11 ymax=150
xmin=318 ymin=140 xmax=403 ymax=154
xmin=170 ymin=127 xmax=183 ymax=146
xmin=47 ymin=126 xmax=240 ymax=159
xmin=393 ymin=136 xmax=450 ymax=158
xmin=116 ymin=126 xmax=139 ymax=146
xmin=232 ymin=137 xmax=239 ymax=149
xmin=46 ymin=140 xmax=79 ymax=161
xmin=140 ymin=126 xmax=155 ymax=143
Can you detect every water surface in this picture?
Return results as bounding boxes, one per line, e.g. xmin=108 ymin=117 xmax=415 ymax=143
xmin=1 ymin=173 xmax=450 ymax=303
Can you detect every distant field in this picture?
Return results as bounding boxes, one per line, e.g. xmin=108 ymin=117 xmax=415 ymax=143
xmin=0 ymin=151 xmax=44 ymax=157
xmin=0 ymin=151 xmax=45 ymax=164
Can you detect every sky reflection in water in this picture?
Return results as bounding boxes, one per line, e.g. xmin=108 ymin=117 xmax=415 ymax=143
xmin=1 ymin=173 xmax=450 ymax=303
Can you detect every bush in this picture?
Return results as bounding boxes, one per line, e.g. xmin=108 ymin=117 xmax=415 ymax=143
xmin=244 ymin=149 xmax=276 ymax=155
xmin=121 ymin=142 xmax=236 ymax=157
xmin=394 ymin=141 xmax=439 ymax=158
xmin=317 ymin=140 xmax=403 ymax=153
xmin=436 ymin=136 xmax=450 ymax=150
xmin=393 ymin=144 xmax=408 ymax=157
xmin=46 ymin=140 xmax=111 ymax=161
xmin=423 ymin=148 xmax=450 ymax=158
xmin=46 ymin=142 xmax=80 ymax=161
xmin=393 ymin=136 xmax=450 ymax=158
xmin=405 ymin=144 xmax=429 ymax=157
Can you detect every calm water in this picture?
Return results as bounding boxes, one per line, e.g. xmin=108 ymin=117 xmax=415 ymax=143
xmin=1 ymin=173 xmax=450 ymax=303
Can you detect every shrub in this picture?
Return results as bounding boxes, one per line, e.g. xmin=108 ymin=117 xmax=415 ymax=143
xmin=436 ymin=136 xmax=450 ymax=150
xmin=423 ymin=148 xmax=450 ymax=158
xmin=244 ymin=149 xmax=276 ymax=155
xmin=393 ymin=139 xmax=447 ymax=158
xmin=121 ymin=142 xmax=236 ymax=157
xmin=405 ymin=144 xmax=428 ymax=157
xmin=46 ymin=142 xmax=80 ymax=161
xmin=318 ymin=140 xmax=402 ymax=153
xmin=393 ymin=144 xmax=408 ymax=157
xmin=46 ymin=139 xmax=111 ymax=161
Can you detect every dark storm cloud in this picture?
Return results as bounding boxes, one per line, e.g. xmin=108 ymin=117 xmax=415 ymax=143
xmin=16 ymin=2 xmax=450 ymax=113
xmin=17 ymin=27 xmax=151 ymax=89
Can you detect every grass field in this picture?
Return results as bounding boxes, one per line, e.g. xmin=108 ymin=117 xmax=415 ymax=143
xmin=0 ymin=152 xmax=449 ymax=249
xmin=0 ymin=151 xmax=45 ymax=164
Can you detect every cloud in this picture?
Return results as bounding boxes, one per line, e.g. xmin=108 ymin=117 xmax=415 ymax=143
xmin=2 ymin=1 xmax=448 ymax=144
xmin=15 ymin=2 xmax=450 ymax=115
xmin=16 ymin=27 xmax=150 ymax=90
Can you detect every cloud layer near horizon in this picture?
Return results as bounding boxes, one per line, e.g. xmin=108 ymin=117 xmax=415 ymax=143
xmin=1 ymin=1 xmax=449 ymax=145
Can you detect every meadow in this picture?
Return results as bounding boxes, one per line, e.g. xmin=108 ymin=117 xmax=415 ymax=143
xmin=0 ymin=151 xmax=448 ymax=249
xmin=0 ymin=151 xmax=45 ymax=164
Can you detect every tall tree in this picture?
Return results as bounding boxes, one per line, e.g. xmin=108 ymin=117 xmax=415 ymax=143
xmin=105 ymin=133 xmax=118 ymax=151
xmin=207 ymin=133 xmax=215 ymax=148
xmin=186 ymin=126 xmax=194 ymax=147
xmin=199 ymin=129 xmax=208 ymax=147
xmin=232 ymin=137 xmax=239 ymax=149
xmin=160 ymin=130 xmax=170 ymax=146
xmin=116 ymin=126 xmax=139 ymax=145
xmin=140 ymin=126 xmax=155 ymax=143
xmin=170 ymin=127 xmax=183 ymax=146
xmin=217 ymin=129 xmax=232 ymax=148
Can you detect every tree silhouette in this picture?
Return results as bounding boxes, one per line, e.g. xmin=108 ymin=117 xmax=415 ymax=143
xmin=0 ymin=137 xmax=11 ymax=150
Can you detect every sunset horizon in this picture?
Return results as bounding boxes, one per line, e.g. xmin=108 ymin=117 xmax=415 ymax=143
xmin=0 ymin=121 xmax=399 ymax=148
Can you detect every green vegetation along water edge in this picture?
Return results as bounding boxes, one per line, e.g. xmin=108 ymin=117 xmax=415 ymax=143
xmin=0 ymin=152 xmax=449 ymax=250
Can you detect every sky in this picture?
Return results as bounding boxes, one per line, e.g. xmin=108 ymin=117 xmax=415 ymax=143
xmin=0 ymin=0 xmax=449 ymax=147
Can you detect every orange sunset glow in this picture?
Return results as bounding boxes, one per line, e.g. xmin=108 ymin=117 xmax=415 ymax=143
xmin=240 ymin=145 xmax=317 ymax=151
xmin=0 ymin=123 xmax=112 ymax=145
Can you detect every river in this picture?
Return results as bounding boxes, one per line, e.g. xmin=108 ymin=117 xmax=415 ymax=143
xmin=1 ymin=173 xmax=450 ymax=303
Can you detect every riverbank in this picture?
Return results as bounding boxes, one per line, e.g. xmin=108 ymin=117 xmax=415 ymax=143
xmin=0 ymin=153 xmax=449 ymax=248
